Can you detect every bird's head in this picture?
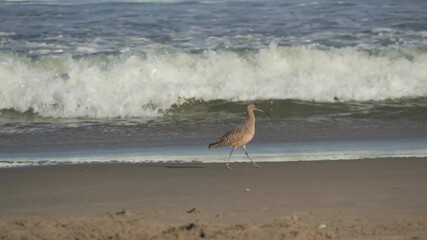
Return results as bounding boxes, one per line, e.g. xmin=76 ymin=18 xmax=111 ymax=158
xmin=247 ymin=104 xmax=273 ymax=120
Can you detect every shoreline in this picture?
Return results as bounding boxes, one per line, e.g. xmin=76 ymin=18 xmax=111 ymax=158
xmin=1 ymin=157 xmax=426 ymax=239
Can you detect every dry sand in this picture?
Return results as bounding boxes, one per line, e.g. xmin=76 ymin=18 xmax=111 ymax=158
xmin=0 ymin=158 xmax=426 ymax=239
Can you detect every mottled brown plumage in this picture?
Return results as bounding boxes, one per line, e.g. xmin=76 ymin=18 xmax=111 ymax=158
xmin=209 ymin=104 xmax=272 ymax=169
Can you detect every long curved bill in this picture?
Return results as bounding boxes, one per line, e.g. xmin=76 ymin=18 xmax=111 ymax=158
xmin=254 ymin=108 xmax=273 ymax=120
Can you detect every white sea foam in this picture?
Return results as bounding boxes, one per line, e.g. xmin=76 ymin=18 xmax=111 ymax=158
xmin=0 ymin=32 xmax=16 ymax=36
xmin=0 ymin=45 xmax=426 ymax=118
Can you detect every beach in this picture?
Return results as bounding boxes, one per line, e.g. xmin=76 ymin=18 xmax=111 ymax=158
xmin=1 ymin=157 xmax=426 ymax=239
xmin=1 ymin=0 xmax=427 ymax=239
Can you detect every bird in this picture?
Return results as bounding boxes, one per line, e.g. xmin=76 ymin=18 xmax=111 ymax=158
xmin=209 ymin=103 xmax=272 ymax=169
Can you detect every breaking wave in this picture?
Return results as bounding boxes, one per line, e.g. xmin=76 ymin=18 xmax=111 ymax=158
xmin=1 ymin=45 xmax=426 ymax=118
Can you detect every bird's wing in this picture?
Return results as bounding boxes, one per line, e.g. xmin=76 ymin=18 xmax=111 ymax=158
xmin=209 ymin=124 xmax=245 ymax=148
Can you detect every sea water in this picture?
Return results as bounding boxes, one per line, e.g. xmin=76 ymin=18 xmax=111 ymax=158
xmin=1 ymin=0 xmax=427 ymax=167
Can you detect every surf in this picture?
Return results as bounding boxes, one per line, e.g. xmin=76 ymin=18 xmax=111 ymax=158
xmin=0 ymin=45 xmax=426 ymax=119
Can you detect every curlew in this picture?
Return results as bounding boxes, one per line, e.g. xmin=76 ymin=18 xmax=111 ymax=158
xmin=209 ymin=104 xmax=272 ymax=169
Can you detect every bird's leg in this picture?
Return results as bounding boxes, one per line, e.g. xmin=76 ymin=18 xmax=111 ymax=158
xmin=243 ymin=145 xmax=261 ymax=168
xmin=226 ymin=147 xmax=236 ymax=169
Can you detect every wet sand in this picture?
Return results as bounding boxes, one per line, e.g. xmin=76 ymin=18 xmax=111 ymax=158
xmin=1 ymin=158 xmax=426 ymax=239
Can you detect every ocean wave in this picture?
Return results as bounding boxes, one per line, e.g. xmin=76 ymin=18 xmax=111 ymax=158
xmin=0 ymin=45 xmax=426 ymax=118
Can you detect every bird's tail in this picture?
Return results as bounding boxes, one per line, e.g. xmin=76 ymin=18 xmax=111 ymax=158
xmin=208 ymin=142 xmax=219 ymax=148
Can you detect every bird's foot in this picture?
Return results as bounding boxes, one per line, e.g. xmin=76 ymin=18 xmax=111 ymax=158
xmin=226 ymin=165 xmax=233 ymax=170
xmin=253 ymin=163 xmax=261 ymax=168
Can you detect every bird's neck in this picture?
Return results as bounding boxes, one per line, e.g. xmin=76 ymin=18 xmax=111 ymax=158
xmin=247 ymin=110 xmax=256 ymax=125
